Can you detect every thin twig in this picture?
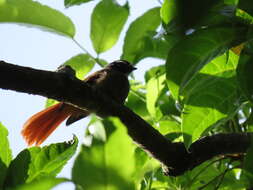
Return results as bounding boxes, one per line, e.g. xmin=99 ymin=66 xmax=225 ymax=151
xmin=72 ymin=38 xmax=104 ymax=67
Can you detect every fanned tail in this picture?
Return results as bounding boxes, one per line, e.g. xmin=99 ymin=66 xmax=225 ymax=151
xmin=21 ymin=103 xmax=70 ymax=146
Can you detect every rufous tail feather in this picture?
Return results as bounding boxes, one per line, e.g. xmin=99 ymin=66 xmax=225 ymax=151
xmin=21 ymin=103 xmax=70 ymax=146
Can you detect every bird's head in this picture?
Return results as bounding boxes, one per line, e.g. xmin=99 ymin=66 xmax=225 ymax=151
xmin=106 ymin=60 xmax=137 ymax=75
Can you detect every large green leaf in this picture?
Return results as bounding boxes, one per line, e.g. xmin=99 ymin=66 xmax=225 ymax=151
xmin=90 ymin=0 xmax=129 ymax=54
xmin=4 ymin=136 xmax=78 ymax=188
xmin=72 ymin=118 xmax=136 ymax=190
xmin=64 ymin=0 xmax=93 ymax=8
xmin=0 ymin=0 xmax=75 ymax=37
xmin=166 ymin=27 xmax=236 ymax=99
xmin=64 ymin=53 xmax=95 ymax=80
xmin=121 ymin=7 xmax=161 ymax=64
xmin=181 ymin=52 xmax=239 ymax=148
xmin=236 ymin=41 xmax=253 ymax=104
xmin=0 ymin=123 xmax=12 ymax=189
xmin=132 ymin=35 xmax=175 ymax=63
xmin=9 ymin=177 xmax=69 ymax=190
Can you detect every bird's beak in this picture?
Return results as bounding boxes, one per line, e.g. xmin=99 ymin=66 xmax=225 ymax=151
xmin=132 ymin=67 xmax=137 ymax=70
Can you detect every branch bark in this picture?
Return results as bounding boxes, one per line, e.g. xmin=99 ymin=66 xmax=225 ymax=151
xmin=0 ymin=60 xmax=251 ymax=176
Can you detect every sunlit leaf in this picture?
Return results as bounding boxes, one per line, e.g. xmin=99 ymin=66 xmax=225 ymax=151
xmin=181 ymin=52 xmax=239 ymax=148
xmin=134 ymin=34 xmax=178 ymax=63
xmin=0 ymin=0 xmax=75 ymax=37
xmin=4 ymin=136 xmax=78 ymax=188
xmin=45 ymin=99 xmax=58 ymax=108
xmin=121 ymin=7 xmax=161 ymax=64
xmin=160 ymin=0 xmax=176 ymax=24
xmin=0 ymin=123 xmax=12 ymax=189
xmin=166 ymin=27 xmax=236 ymax=99
xmin=90 ymin=0 xmax=129 ymax=53
xmin=64 ymin=0 xmax=93 ymax=8
xmin=72 ymin=118 xmax=136 ymax=190
xmin=146 ymin=74 xmax=166 ymax=119
xmin=64 ymin=54 xmax=95 ymax=79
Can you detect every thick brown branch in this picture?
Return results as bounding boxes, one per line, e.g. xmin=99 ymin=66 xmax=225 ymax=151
xmin=0 ymin=60 xmax=251 ymax=176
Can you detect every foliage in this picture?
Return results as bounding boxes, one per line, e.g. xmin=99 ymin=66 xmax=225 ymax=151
xmin=1 ymin=0 xmax=253 ymax=189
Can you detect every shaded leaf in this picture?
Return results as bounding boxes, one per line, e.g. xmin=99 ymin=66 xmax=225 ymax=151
xmin=182 ymin=52 xmax=240 ymax=148
xmin=125 ymin=83 xmax=150 ymax=120
xmin=64 ymin=0 xmax=93 ymax=8
xmin=0 ymin=123 xmax=12 ymax=189
xmin=64 ymin=54 xmax=95 ymax=79
xmin=0 ymin=0 xmax=75 ymax=37
xmin=9 ymin=177 xmax=69 ymax=190
xmin=236 ymin=41 xmax=253 ymax=104
xmin=231 ymin=43 xmax=245 ymax=55
xmin=4 ymin=136 xmax=78 ymax=188
xmin=169 ymin=0 xmax=226 ymax=30
xmin=236 ymin=8 xmax=253 ymax=25
xmin=241 ymin=136 xmax=253 ymax=188
xmin=72 ymin=118 xmax=136 ymax=190
xmin=90 ymin=0 xmax=129 ymax=53
xmin=166 ymin=27 xmax=236 ymax=99
xmin=238 ymin=0 xmax=253 ymax=17
xmin=121 ymin=7 xmax=161 ymax=64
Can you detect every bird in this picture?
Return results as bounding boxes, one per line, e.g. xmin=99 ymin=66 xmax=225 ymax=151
xmin=21 ymin=60 xmax=136 ymax=146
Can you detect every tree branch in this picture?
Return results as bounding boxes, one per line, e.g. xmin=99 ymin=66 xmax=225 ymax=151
xmin=0 ymin=60 xmax=251 ymax=176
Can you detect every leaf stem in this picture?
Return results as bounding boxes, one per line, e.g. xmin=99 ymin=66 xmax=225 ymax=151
xmin=72 ymin=38 xmax=104 ymax=67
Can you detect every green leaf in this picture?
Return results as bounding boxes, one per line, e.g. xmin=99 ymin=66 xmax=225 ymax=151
xmin=45 ymin=99 xmax=58 ymax=108
xmin=236 ymin=9 xmax=253 ymax=25
xmin=169 ymin=0 xmax=225 ymax=30
xmin=133 ymin=34 xmax=177 ymax=64
xmin=64 ymin=0 xmax=93 ymax=8
xmin=166 ymin=27 xmax=236 ymax=99
xmin=64 ymin=54 xmax=95 ymax=79
xmin=125 ymin=83 xmax=150 ymax=120
xmin=238 ymin=0 xmax=253 ymax=17
xmin=4 ymin=136 xmax=78 ymax=188
xmin=72 ymin=118 xmax=136 ymax=190
xmin=157 ymin=120 xmax=181 ymax=136
xmin=241 ymin=136 xmax=253 ymax=188
xmin=121 ymin=7 xmax=161 ymax=64
xmin=181 ymin=52 xmax=239 ymax=148
xmin=9 ymin=177 xmax=69 ymax=190
xmin=236 ymin=42 xmax=253 ymax=104
xmin=160 ymin=0 xmax=176 ymax=24
xmin=0 ymin=123 xmax=12 ymax=189
xmin=146 ymin=74 xmax=166 ymax=119
xmin=90 ymin=0 xmax=129 ymax=53
xmin=144 ymin=65 xmax=165 ymax=82
xmin=0 ymin=0 xmax=75 ymax=37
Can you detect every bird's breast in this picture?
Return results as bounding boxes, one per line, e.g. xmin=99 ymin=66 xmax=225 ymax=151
xmin=94 ymin=71 xmax=130 ymax=104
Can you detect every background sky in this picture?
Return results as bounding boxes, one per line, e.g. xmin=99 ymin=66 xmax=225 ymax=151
xmin=0 ymin=0 xmax=162 ymax=189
